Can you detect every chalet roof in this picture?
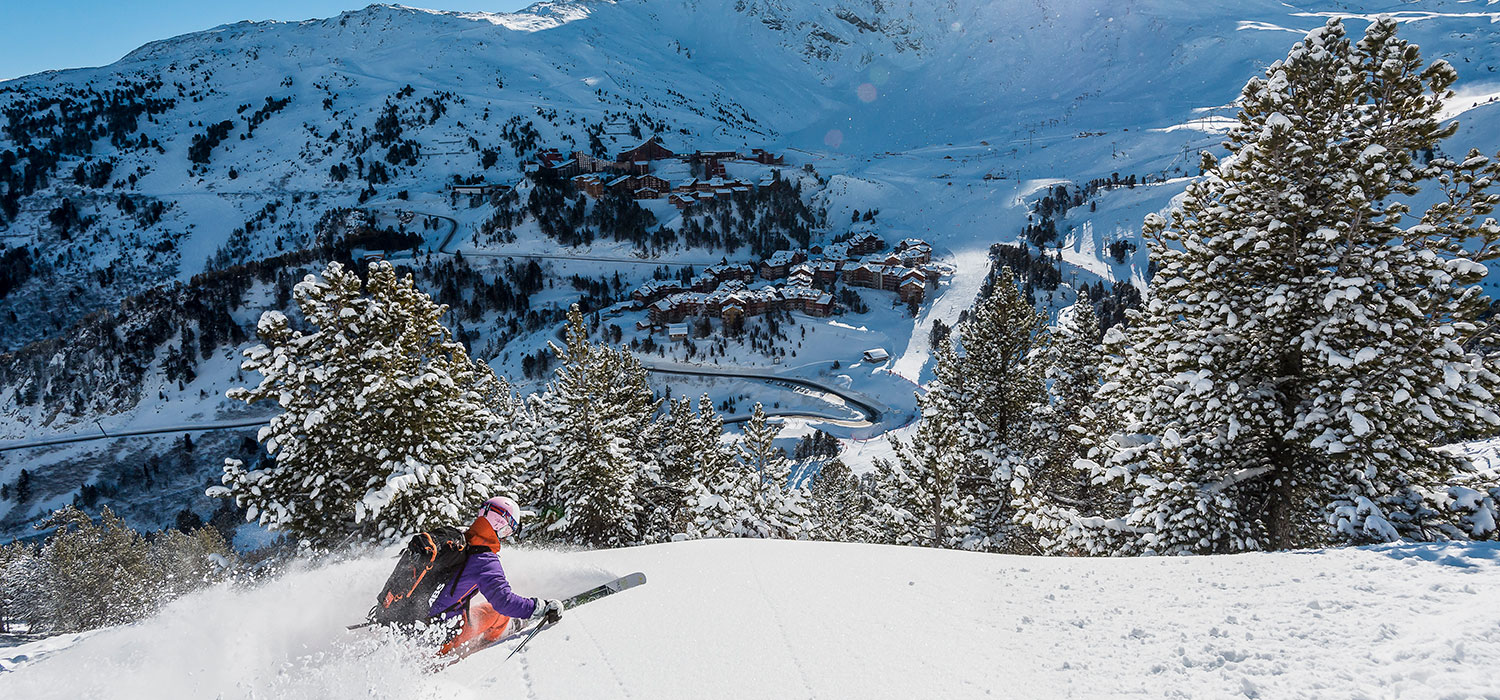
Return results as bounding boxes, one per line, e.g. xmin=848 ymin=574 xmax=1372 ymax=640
xmin=821 ymin=242 xmax=853 ymax=259
xmin=780 ymin=286 xmax=824 ymax=302
xmin=607 ymin=175 xmax=633 ymax=187
xmin=636 ymin=280 xmax=683 ymax=296
xmin=765 ymin=250 xmax=799 ymax=266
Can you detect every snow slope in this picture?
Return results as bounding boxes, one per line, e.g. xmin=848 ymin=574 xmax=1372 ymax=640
xmin=3 ymin=539 xmax=1499 ymax=698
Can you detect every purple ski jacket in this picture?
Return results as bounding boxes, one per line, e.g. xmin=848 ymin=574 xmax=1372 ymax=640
xmin=429 ymin=548 xmax=538 ymax=621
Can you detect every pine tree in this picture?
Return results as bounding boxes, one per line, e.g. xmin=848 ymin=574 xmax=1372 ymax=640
xmin=1017 ymin=292 xmax=1114 ymax=549
xmin=32 ymin=506 xmax=159 ymax=632
xmin=537 ymin=305 xmax=661 ymax=546
xmin=736 ymin=403 xmax=810 ymax=539
xmin=859 ymin=458 xmax=918 ymax=545
xmin=642 ymin=394 xmax=734 ymax=541
xmin=10 ymin=507 xmax=237 ymax=633
xmin=886 ymin=340 xmax=980 ymax=548
xmin=0 ymin=540 xmax=37 ymax=633
xmin=215 ymin=261 xmax=507 ymax=547
xmin=1067 ymin=19 xmax=1500 ymax=555
xmin=958 ymin=267 xmax=1049 ymax=550
xmin=808 ymin=458 xmax=872 ymax=542
xmin=486 ymin=376 xmax=543 ymax=507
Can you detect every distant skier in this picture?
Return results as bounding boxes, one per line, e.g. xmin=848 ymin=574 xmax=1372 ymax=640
xmin=429 ymin=496 xmax=565 ymax=658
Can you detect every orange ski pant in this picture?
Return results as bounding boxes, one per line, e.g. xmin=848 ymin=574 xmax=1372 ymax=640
xmin=438 ymin=598 xmax=513 ymax=659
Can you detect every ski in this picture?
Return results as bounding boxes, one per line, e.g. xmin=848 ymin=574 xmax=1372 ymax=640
xmin=562 ymin=571 xmax=647 ymax=609
xmin=489 ymin=571 xmax=648 ymax=648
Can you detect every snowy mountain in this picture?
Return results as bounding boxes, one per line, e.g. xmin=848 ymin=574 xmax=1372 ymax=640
xmin=4 ymin=538 xmax=1499 ymax=698
xmin=1 ymin=0 xmax=1499 ymax=539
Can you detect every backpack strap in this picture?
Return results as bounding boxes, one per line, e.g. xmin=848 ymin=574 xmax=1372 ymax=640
xmin=443 ymin=545 xmax=489 ymax=597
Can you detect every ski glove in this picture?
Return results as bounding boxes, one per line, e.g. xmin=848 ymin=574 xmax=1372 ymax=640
xmin=530 ymin=598 xmax=564 ymax=624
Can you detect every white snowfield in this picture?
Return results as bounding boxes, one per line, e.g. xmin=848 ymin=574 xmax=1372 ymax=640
xmin=4 ymin=539 xmax=1498 ymax=699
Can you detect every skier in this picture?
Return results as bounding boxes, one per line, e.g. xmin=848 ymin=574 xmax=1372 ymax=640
xmin=430 ymin=496 xmax=565 ymax=658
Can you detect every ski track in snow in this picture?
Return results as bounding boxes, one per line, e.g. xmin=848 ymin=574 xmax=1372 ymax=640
xmin=4 ymin=540 xmax=1500 ymax=699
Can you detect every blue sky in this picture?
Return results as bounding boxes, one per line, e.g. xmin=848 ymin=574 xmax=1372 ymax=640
xmin=0 ymin=1 xmax=532 ymax=81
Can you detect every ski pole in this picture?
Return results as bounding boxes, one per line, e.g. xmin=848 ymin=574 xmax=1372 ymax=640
xmin=505 ymin=619 xmax=551 ymax=660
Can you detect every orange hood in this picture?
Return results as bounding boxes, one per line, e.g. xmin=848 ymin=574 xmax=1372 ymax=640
xmin=466 ymin=516 xmax=503 ymax=552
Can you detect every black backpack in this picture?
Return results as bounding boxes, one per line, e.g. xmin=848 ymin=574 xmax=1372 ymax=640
xmin=368 ymin=526 xmax=474 ymax=625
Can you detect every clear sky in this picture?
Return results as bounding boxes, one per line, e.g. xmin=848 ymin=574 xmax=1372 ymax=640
xmin=0 ymin=1 xmax=533 ymax=82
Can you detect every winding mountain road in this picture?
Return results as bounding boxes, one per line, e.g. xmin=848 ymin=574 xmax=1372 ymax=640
xmin=0 ymin=417 xmax=272 ymax=453
xmin=642 ymin=363 xmax=882 ymax=428
xmin=422 ymin=210 xmax=716 ymax=268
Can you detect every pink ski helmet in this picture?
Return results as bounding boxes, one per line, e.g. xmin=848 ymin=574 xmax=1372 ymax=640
xmin=479 ymin=496 xmax=524 ymax=539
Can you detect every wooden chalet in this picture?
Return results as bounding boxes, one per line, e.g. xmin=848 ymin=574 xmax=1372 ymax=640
xmin=571 ymin=174 xmax=607 ymax=197
xmin=636 ymin=174 xmax=670 ymax=192
xmin=759 ymin=249 xmax=806 ymax=280
xmin=848 ymin=232 xmax=884 ymax=256
xmin=632 ymin=280 xmax=684 ymax=305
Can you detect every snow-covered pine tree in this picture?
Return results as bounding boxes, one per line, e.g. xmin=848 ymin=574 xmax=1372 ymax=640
xmin=1016 ymin=292 xmax=1114 ymax=550
xmin=537 ymin=305 xmax=661 ymax=546
xmin=0 ymin=540 xmax=37 ymax=633
xmin=1070 ymin=19 xmax=1500 ymax=555
xmin=215 ymin=261 xmax=507 ymax=547
xmin=887 ymin=340 xmax=980 ymax=548
xmin=642 ymin=396 xmax=699 ymax=542
xmin=736 ymin=403 xmax=810 ymax=539
xmin=644 ymin=394 xmax=735 ymax=541
xmin=485 ymin=374 xmax=543 ymax=507
xmin=859 ymin=457 xmax=918 ymax=545
xmin=958 ymin=266 xmax=1049 ymax=550
xmin=808 ymin=458 xmax=872 ymax=542
xmin=681 ymin=397 xmax=767 ymax=540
